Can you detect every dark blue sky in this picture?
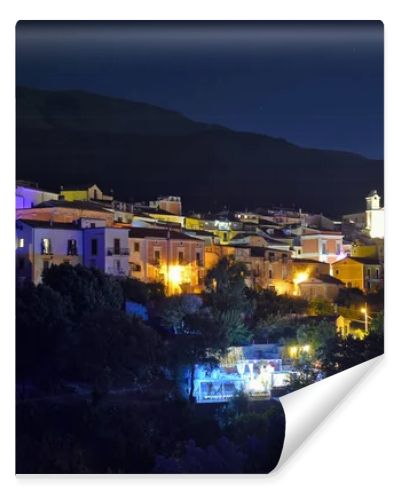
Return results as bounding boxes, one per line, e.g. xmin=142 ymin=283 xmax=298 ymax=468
xmin=16 ymin=21 xmax=383 ymax=159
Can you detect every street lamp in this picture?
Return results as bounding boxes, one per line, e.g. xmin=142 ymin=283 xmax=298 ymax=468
xmin=360 ymin=303 xmax=372 ymax=334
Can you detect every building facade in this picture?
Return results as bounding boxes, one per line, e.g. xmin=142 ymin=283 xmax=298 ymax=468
xmin=300 ymin=230 xmax=345 ymax=264
xmin=331 ymin=256 xmax=383 ymax=292
xmin=128 ymin=228 xmax=205 ymax=295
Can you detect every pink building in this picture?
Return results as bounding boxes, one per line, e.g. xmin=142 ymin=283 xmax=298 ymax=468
xmin=300 ymin=230 xmax=345 ymax=264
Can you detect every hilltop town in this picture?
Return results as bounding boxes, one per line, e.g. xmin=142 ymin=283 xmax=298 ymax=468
xmin=16 ymin=180 xmax=384 ymax=303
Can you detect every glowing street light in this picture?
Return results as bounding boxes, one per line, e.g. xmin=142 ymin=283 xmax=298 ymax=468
xmin=360 ymin=303 xmax=372 ymax=334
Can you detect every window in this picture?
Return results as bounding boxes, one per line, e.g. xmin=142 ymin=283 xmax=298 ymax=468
xmin=367 ymin=268 xmax=371 ymax=278
xmin=336 ymin=243 xmax=341 ymax=255
xmin=67 ymin=239 xmax=78 ymax=256
xmin=134 ymin=242 xmax=140 ymax=252
xmin=222 ymin=232 xmax=228 ymax=242
xmin=178 ymin=250 xmax=184 ymax=264
xmin=375 ymin=269 xmax=379 ymax=279
xmin=196 ymin=250 xmax=202 ymax=266
xmin=268 ymin=253 xmax=275 ymax=262
xmin=17 ymin=238 xmax=24 ymax=248
xmin=90 ymin=223 xmax=96 ymax=228
xmin=114 ymin=238 xmax=121 ymax=255
xmin=41 ymin=238 xmax=51 ymax=255
xmin=93 ymin=189 xmax=98 ymax=200
xmin=336 ymin=270 xmax=339 ymax=275
xmin=154 ymin=250 xmax=160 ymax=265
xmin=268 ymin=269 xmax=273 ymax=279
xmin=91 ymin=238 xmax=98 ymax=256
xmin=322 ymin=241 xmax=327 ymax=255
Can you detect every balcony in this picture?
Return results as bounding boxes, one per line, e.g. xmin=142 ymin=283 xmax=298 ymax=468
xmin=106 ymin=247 xmax=129 ymax=256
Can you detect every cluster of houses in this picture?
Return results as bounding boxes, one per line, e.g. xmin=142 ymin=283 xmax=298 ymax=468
xmin=16 ymin=180 xmax=384 ymax=300
xmin=15 ymin=180 xmax=384 ymax=402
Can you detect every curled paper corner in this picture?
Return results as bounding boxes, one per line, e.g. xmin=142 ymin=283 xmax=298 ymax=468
xmin=274 ymin=355 xmax=384 ymax=472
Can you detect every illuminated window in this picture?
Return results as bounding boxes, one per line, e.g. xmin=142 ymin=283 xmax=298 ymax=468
xmin=18 ymin=238 xmax=24 ymax=248
xmin=91 ymin=238 xmax=98 ymax=256
xmin=41 ymin=238 xmax=52 ymax=255
xmin=67 ymin=239 xmax=78 ymax=256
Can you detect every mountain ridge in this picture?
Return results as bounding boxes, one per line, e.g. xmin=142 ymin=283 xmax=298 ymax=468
xmin=16 ymin=86 xmax=383 ymax=216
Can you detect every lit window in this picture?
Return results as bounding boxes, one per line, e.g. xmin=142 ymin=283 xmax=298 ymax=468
xmin=67 ymin=239 xmax=78 ymax=256
xmin=18 ymin=238 xmax=24 ymax=248
xmin=41 ymin=238 xmax=52 ymax=255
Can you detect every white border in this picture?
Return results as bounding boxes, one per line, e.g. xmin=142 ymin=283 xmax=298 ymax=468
xmin=1 ymin=2 xmax=398 ymax=498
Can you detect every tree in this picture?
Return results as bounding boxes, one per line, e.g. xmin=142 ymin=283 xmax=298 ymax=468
xmin=335 ymin=287 xmax=365 ymax=308
xmin=16 ymin=281 xmax=72 ymax=389
xmin=308 ymin=297 xmax=335 ymax=316
xmin=120 ymin=277 xmax=165 ymax=305
xmin=42 ymin=264 xmax=124 ymax=319
xmin=160 ymin=294 xmax=203 ymax=334
xmin=204 ymin=257 xmax=253 ymax=346
xmin=76 ymin=309 xmax=162 ymax=395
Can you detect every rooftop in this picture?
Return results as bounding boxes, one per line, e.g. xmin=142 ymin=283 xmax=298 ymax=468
xmin=129 ymin=227 xmax=202 ymax=241
xmin=34 ymin=200 xmax=112 ymax=213
xmin=17 ymin=219 xmax=82 ymax=230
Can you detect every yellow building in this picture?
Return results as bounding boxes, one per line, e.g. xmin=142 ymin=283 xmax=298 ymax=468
xmin=61 ymin=183 xmax=113 ymax=203
xmin=336 ymin=315 xmax=366 ymax=339
xmin=331 ymin=256 xmax=383 ymax=292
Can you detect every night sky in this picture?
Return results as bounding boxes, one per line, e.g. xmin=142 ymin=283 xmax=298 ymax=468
xmin=16 ymin=21 xmax=383 ymax=159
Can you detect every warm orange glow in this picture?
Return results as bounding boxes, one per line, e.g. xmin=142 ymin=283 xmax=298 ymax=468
xmin=293 ymin=271 xmax=309 ymax=285
xmin=292 ymin=271 xmax=310 ymax=296
xmin=168 ymin=265 xmax=184 ymax=286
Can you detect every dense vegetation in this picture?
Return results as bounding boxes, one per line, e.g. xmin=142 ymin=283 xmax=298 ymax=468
xmin=16 ymin=260 xmax=383 ymax=473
